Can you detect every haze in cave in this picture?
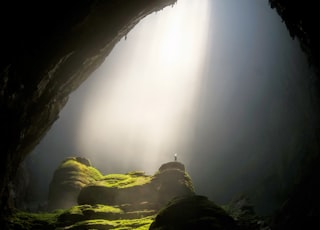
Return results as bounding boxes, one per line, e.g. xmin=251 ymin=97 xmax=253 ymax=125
xmin=25 ymin=0 xmax=314 ymax=215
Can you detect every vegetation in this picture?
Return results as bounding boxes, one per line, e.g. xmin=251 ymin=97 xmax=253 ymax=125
xmin=95 ymin=172 xmax=152 ymax=188
xmin=7 ymin=205 xmax=155 ymax=230
xmin=7 ymin=209 xmax=64 ymax=229
xmin=9 ymin=159 xmax=197 ymax=229
xmin=184 ymin=172 xmax=195 ymax=192
xmin=65 ymin=204 xmax=123 ymax=215
xmin=59 ymin=158 xmax=104 ymax=183
xmin=57 ymin=216 xmax=154 ymax=230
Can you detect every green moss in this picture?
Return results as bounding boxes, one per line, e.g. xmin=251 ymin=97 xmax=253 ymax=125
xmin=184 ymin=172 xmax=195 ymax=192
xmin=56 ymin=216 xmax=154 ymax=230
xmin=66 ymin=204 xmax=123 ymax=215
xmin=58 ymin=219 xmax=116 ymax=229
xmin=127 ymin=171 xmax=147 ymax=176
xmin=112 ymin=216 xmax=154 ymax=229
xmin=8 ymin=209 xmax=64 ymax=229
xmin=57 ymin=159 xmax=103 ymax=187
xmin=56 ymin=165 xmax=150 ymax=190
xmin=96 ymin=173 xmax=152 ymax=188
xmin=8 ymin=208 xmax=155 ymax=230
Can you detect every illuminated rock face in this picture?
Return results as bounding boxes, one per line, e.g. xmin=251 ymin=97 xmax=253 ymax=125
xmin=48 ymin=159 xmax=194 ymax=212
xmin=77 ymin=161 xmax=194 ymax=211
xmin=48 ymin=157 xmax=103 ymax=210
xmin=48 ymin=159 xmax=195 ymax=212
xmin=9 ymin=160 xmax=268 ymax=229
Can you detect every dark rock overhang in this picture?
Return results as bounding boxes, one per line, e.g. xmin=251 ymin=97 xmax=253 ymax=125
xmin=269 ymin=0 xmax=320 ymax=74
xmin=0 ymin=0 xmax=176 ymax=215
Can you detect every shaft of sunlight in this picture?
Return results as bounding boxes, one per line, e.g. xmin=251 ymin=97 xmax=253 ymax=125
xmin=76 ymin=0 xmax=211 ymax=174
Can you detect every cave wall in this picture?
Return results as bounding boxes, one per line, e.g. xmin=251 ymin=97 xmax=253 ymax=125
xmin=269 ymin=0 xmax=320 ymax=74
xmin=268 ymin=1 xmax=320 ymax=228
xmin=0 ymin=0 xmax=176 ymax=218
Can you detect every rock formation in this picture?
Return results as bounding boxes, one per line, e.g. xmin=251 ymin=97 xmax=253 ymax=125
xmin=6 ymin=158 xmax=272 ymax=229
xmin=5 ymin=160 xmax=194 ymax=229
xmin=267 ymin=2 xmax=320 ymax=227
xmin=268 ymin=0 xmax=320 ymax=72
xmin=49 ymin=158 xmax=194 ymax=213
xmin=149 ymin=195 xmax=238 ymax=230
xmin=48 ymin=157 xmax=103 ymax=210
xmin=78 ymin=161 xmax=194 ymax=210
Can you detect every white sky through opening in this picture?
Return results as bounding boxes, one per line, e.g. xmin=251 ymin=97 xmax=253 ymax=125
xmin=76 ymin=0 xmax=211 ymax=173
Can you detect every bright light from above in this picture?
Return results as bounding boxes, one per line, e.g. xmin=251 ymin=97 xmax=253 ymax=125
xmin=76 ymin=0 xmax=211 ymax=173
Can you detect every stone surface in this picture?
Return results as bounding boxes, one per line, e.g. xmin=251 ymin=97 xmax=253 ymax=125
xmin=149 ymin=195 xmax=238 ymax=230
xmin=48 ymin=157 xmax=103 ymax=210
xmin=78 ymin=161 xmax=194 ymax=211
xmin=268 ymin=0 xmax=320 ymax=72
xmin=268 ymin=2 xmax=320 ymax=228
xmin=223 ymin=194 xmax=271 ymax=230
xmin=6 ymin=160 xmax=194 ymax=230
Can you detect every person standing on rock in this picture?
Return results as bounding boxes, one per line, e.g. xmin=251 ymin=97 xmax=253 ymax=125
xmin=174 ymin=153 xmax=178 ymax=162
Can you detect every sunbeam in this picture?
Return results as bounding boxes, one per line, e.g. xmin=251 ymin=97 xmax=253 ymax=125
xmin=76 ymin=0 xmax=211 ymax=173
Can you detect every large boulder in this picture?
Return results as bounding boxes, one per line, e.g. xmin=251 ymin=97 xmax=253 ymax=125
xmin=149 ymin=195 xmax=239 ymax=230
xmin=152 ymin=161 xmax=194 ymax=205
xmin=48 ymin=157 xmax=103 ymax=210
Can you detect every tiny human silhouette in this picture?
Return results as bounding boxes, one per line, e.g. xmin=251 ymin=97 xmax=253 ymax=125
xmin=174 ymin=153 xmax=178 ymax=162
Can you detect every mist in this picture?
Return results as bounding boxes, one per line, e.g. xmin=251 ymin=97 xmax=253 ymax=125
xmin=25 ymin=0 xmax=314 ymax=214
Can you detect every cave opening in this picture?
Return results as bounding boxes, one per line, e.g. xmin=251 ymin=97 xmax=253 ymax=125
xmin=4 ymin=0 xmax=320 ymax=228
xmin=22 ymin=0 xmax=210 ymax=210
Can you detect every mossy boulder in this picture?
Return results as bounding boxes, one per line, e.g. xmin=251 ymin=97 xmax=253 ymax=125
xmin=6 ymin=209 xmax=64 ymax=230
xmin=152 ymin=161 xmax=194 ymax=205
xmin=48 ymin=157 xmax=103 ymax=210
xmin=223 ymin=194 xmax=271 ymax=230
xmin=78 ymin=172 xmax=155 ymax=207
xmin=78 ymin=161 xmax=194 ymax=211
xmin=149 ymin=195 xmax=239 ymax=230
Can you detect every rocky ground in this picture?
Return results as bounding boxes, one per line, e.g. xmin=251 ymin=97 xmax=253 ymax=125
xmin=5 ymin=158 xmax=271 ymax=230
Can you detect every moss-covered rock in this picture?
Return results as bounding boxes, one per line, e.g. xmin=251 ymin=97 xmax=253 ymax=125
xmin=78 ymin=161 xmax=194 ymax=211
xmin=223 ymin=194 xmax=271 ymax=230
xmin=6 ymin=209 xmax=64 ymax=230
xmin=48 ymin=157 xmax=103 ymax=210
xmin=7 ymin=204 xmax=155 ymax=230
xmin=10 ymin=160 xmax=195 ymax=229
xmin=48 ymin=159 xmax=194 ymax=213
xmin=149 ymin=195 xmax=239 ymax=230
xmin=152 ymin=162 xmax=194 ymax=206
xmin=158 ymin=161 xmax=185 ymax=172
xmin=56 ymin=216 xmax=154 ymax=230
xmin=7 ymin=161 xmax=243 ymax=230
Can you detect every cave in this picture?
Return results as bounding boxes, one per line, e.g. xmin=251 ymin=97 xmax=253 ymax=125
xmin=1 ymin=0 xmax=320 ymax=229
